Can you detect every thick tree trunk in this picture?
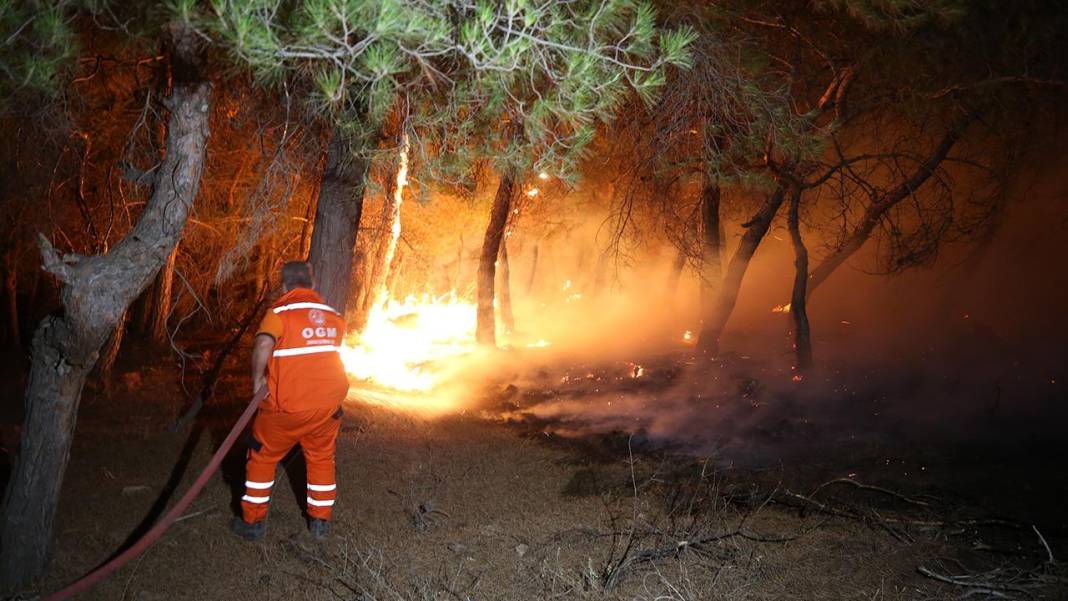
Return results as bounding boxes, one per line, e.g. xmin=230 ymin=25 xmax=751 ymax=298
xmin=697 ymin=181 xmax=722 ymax=332
xmin=807 ymin=117 xmax=972 ymax=296
xmin=786 ymin=186 xmax=812 ymax=373
xmin=148 ymin=242 xmax=178 ymax=345
xmin=300 ymin=146 xmax=327 ymax=259
xmin=476 ymin=173 xmax=516 ymax=345
xmin=0 ymin=23 xmax=209 ymax=592
xmin=696 ymin=185 xmax=788 ymax=356
xmin=498 ymin=240 xmax=515 ymax=335
xmin=307 ymin=128 xmax=371 ymax=315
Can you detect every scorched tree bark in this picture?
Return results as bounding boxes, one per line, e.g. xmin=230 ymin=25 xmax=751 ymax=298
xmin=0 ymin=22 xmax=210 ymax=591
xmin=307 ymin=127 xmax=371 ymax=315
xmin=786 ymin=185 xmax=812 ymax=372
xmin=476 ymin=172 xmax=516 ymax=345
xmin=696 ymin=185 xmax=787 ymax=356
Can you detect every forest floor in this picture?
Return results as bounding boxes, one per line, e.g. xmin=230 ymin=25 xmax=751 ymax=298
xmin=2 ymin=340 xmax=1067 ymax=601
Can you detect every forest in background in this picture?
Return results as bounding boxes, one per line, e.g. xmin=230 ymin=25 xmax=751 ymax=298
xmin=1 ymin=0 xmax=1066 ymax=594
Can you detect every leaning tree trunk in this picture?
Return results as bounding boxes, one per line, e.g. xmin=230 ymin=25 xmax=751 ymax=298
xmin=696 ymin=185 xmax=788 ymax=357
xmin=307 ymin=127 xmax=372 ymax=315
xmin=476 ymin=172 xmax=516 ymax=345
xmin=498 ymin=240 xmax=515 ymax=335
xmin=786 ymin=186 xmax=812 ymax=373
xmin=807 ymin=116 xmax=973 ymax=297
xmin=147 ymin=242 xmax=178 ymax=345
xmin=0 ymin=23 xmax=209 ymax=592
xmin=697 ymin=180 xmax=723 ymax=335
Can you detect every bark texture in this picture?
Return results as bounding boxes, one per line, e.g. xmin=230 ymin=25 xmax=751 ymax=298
xmin=307 ymin=128 xmax=371 ymax=315
xmin=0 ymin=23 xmax=209 ymax=592
xmin=697 ymin=185 xmax=787 ymax=356
xmin=498 ymin=240 xmax=515 ymax=334
xmin=786 ymin=186 xmax=812 ymax=372
xmin=476 ymin=173 xmax=516 ymax=345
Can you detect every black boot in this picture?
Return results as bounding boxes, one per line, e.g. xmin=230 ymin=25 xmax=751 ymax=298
xmin=231 ymin=516 xmax=265 ymax=541
xmin=308 ymin=518 xmax=330 ymax=539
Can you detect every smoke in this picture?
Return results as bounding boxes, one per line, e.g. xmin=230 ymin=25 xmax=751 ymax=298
xmin=360 ymin=137 xmax=1068 ymax=463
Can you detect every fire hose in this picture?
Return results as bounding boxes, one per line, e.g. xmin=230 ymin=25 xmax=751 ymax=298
xmin=45 ymin=386 xmax=268 ymax=600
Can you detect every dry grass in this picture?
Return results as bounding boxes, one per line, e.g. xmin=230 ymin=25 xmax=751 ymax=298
xmin=17 ymin=375 xmax=1062 ymax=601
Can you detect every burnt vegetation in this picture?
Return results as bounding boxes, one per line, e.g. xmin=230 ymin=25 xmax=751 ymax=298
xmin=1 ymin=0 xmax=1067 ymax=599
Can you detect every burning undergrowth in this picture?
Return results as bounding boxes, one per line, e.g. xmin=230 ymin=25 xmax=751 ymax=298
xmin=335 ymin=275 xmax=1066 ymax=472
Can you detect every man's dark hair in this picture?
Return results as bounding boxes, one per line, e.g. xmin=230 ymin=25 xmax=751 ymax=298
xmin=281 ymin=261 xmax=314 ymax=289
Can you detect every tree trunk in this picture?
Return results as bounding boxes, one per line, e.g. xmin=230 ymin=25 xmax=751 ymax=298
xmin=306 ymin=128 xmax=371 ymax=315
xmin=807 ymin=117 xmax=972 ymax=296
xmin=4 ymin=256 xmax=19 ymax=348
xmin=476 ymin=173 xmax=516 ymax=345
xmin=498 ymin=240 xmax=515 ymax=335
xmin=786 ymin=186 xmax=812 ymax=373
xmin=355 ymin=132 xmax=408 ymax=329
xmin=0 ymin=22 xmax=209 ymax=592
xmin=665 ymin=246 xmax=686 ymax=301
xmin=696 ymin=185 xmax=788 ymax=356
xmin=148 ymin=242 xmax=178 ymax=345
xmin=300 ymin=145 xmax=327 ymax=259
xmin=697 ymin=180 xmax=722 ymax=333
xmin=526 ymin=243 xmax=539 ymax=295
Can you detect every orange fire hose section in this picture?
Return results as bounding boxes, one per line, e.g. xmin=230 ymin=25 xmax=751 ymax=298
xmin=46 ymin=386 xmax=268 ymax=600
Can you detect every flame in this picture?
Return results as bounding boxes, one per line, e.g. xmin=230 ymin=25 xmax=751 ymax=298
xmin=771 ymin=303 xmax=791 ymax=313
xmin=339 ymin=292 xmax=479 ymax=412
xmin=682 ymin=330 xmax=693 ymax=343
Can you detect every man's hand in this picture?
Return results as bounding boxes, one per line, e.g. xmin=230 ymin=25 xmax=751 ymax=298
xmin=251 ymin=334 xmax=275 ymax=396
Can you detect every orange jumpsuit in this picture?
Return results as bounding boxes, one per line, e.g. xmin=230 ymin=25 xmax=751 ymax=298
xmin=241 ymin=288 xmax=350 ymax=524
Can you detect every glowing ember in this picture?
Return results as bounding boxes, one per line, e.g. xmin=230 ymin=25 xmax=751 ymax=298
xmin=339 ymin=292 xmax=477 ymax=398
xmin=526 ymin=188 xmax=539 ymax=197
xmin=682 ymin=330 xmax=693 ymax=343
xmin=771 ymin=303 xmax=791 ymax=313
xmin=538 ymin=171 xmax=550 ymax=180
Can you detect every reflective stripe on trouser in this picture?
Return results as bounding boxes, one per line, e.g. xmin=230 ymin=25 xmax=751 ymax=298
xmin=241 ymin=405 xmax=341 ymax=524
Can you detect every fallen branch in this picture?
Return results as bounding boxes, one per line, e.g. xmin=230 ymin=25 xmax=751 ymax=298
xmin=809 ymin=477 xmax=934 ymax=507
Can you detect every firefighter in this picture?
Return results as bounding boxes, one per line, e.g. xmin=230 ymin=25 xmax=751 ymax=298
xmin=231 ymin=261 xmax=350 ymax=541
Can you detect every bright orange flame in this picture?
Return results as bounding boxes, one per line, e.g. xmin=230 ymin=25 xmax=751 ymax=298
xmin=771 ymin=303 xmax=791 ymax=313
xmin=339 ymin=292 xmax=479 ymax=413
